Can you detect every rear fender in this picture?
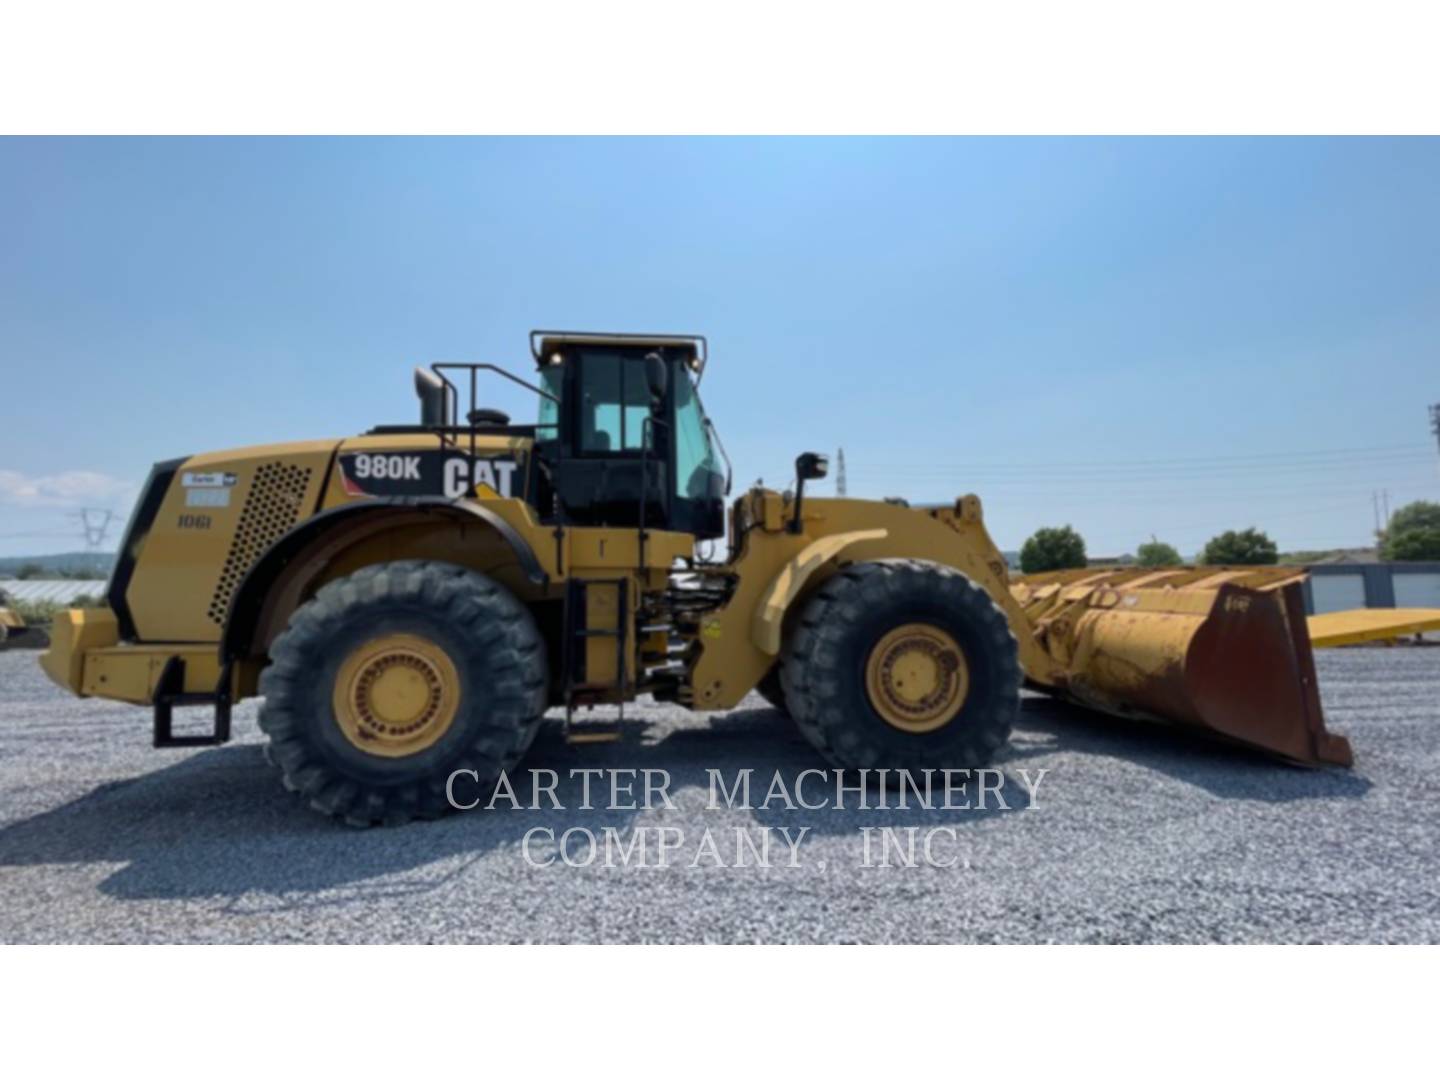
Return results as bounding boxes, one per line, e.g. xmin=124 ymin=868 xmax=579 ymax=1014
xmin=221 ymin=497 xmax=548 ymax=663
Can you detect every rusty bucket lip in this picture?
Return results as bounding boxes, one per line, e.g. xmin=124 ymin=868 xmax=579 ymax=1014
xmin=1035 ymin=683 xmax=1354 ymax=768
xmin=1011 ymin=569 xmax=1354 ymax=769
xmin=1260 ymin=580 xmax=1354 ymax=767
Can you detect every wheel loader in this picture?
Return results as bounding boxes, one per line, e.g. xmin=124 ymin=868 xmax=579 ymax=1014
xmin=40 ymin=331 xmax=1354 ymax=825
xmin=1 ymin=591 xmax=29 ymax=647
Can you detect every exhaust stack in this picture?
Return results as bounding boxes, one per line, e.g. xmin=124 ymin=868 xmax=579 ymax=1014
xmin=414 ymin=366 xmax=448 ymax=427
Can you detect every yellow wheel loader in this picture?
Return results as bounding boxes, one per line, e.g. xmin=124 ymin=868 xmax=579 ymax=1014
xmin=1 ymin=594 xmax=26 ymax=647
xmin=1 ymin=589 xmax=47 ymax=649
xmin=40 ymin=331 xmax=1353 ymax=825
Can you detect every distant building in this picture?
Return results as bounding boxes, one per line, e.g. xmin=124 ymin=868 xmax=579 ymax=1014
xmin=1306 ymin=562 xmax=1440 ymax=614
xmin=1087 ymin=555 xmax=1137 ymax=568
xmin=1305 ymin=547 xmax=1380 ymax=565
xmin=1 ymin=580 xmax=107 ymax=605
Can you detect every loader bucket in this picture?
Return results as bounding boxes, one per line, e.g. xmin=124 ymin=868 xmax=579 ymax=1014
xmin=1010 ymin=567 xmax=1352 ymax=766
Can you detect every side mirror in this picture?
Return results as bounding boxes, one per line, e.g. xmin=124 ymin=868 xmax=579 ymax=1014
xmin=644 ymin=352 xmax=669 ymax=410
xmin=790 ymin=451 xmax=830 ymax=532
xmin=415 ymin=367 xmax=448 ymax=427
xmin=796 ymin=452 xmax=829 ymax=482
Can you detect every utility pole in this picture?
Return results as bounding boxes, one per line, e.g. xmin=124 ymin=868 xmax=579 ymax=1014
xmin=836 ymin=447 xmax=847 ymax=497
xmin=1372 ymin=491 xmax=1382 ymax=537
xmin=1431 ymin=403 xmax=1440 ymax=468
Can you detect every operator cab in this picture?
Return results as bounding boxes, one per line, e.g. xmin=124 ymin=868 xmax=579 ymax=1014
xmin=407 ymin=332 xmax=730 ymax=538
xmin=530 ymin=332 xmax=729 ymax=540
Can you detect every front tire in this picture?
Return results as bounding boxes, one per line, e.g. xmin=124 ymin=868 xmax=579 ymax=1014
xmin=756 ymin=665 xmax=788 ymax=714
xmin=258 ymin=560 xmax=547 ymax=826
xmin=780 ymin=559 xmax=1020 ymax=772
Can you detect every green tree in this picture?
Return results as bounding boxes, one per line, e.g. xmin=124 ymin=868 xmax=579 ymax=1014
xmin=1136 ymin=537 xmax=1182 ymax=568
xmin=1385 ymin=500 xmax=1440 ymax=536
xmin=1380 ymin=501 xmax=1440 ymax=561
xmin=1202 ymin=527 xmax=1278 ymax=566
xmin=1020 ymin=525 xmax=1088 ymax=573
xmin=15 ymin=563 xmax=45 ymax=580
xmin=1384 ymin=526 xmax=1440 ymax=561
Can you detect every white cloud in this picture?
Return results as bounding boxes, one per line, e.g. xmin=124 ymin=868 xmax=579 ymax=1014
xmin=0 ymin=469 xmax=138 ymax=509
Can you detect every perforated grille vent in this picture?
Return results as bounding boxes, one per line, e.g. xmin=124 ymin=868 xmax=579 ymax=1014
xmin=207 ymin=462 xmax=313 ymax=624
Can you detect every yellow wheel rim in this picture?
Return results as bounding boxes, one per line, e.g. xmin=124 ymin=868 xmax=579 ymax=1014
xmin=331 ymin=633 xmax=460 ymax=758
xmin=864 ymin=622 xmax=969 ymax=734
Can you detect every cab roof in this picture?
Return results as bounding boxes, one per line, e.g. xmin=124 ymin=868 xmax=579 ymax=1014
xmin=530 ymin=330 xmax=707 ymax=366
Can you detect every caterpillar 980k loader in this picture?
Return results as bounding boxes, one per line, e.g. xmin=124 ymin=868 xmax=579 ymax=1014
xmin=40 ymin=331 xmax=1353 ymax=825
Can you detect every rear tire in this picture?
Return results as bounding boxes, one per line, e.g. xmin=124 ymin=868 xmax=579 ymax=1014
xmin=258 ymin=560 xmax=547 ymax=826
xmin=780 ymin=559 xmax=1020 ymax=772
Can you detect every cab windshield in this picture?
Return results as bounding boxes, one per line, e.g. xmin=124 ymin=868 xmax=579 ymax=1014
xmin=672 ymin=370 xmax=724 ymax=500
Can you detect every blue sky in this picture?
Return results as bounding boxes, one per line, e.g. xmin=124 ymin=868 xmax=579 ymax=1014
xmin=2 ymin=137 xmax=1437 ymax=559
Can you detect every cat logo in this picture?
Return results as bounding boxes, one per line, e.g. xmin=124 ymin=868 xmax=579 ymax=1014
xmin=443 ymin=458 xmax=518 ymax=498
xmin=339 ymin=450 xmax=519 ymax=500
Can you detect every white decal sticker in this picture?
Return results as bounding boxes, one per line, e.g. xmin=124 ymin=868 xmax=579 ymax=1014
xmin=342 ymin=450 xmax=518 ymax=499
xmin=443 ymin=458 xmax=468 ymax=498
xmin=354 ymin=454 xmax=421 ymax=481
xmin=182 ymin=471 xmax=237 ymax=488
xmin=444 ymin=457 xmax=516 ymax=498
xmin=186 ymin=488 xmax=231 ymax=508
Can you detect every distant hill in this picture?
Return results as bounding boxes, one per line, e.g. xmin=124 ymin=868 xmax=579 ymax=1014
xmin=0 ymin=551 xmax=118 ymax=579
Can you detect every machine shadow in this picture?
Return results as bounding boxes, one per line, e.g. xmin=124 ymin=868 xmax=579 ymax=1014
xmin=0 ymin=727 xmax=647 ymax=905
xmin=1011 ymin=693 xmax=1373 ymax=802
xmin=0 ymin=694 xmax=1367 ymax=905
xmin=0 ymin=705 xmax=1028 ymax=905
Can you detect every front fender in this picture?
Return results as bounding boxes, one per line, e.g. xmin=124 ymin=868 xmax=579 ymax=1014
xmin=750 ymin=528 xmax=888 ymax=655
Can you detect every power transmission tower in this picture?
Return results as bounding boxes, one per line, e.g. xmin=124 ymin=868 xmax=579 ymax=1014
xmin=75 ymin=508 xmax=116 ymax=550
xmin=836 ymin=447 xmax=847 ymax=496
xmin=1431 ymin=403 xmax=1440 ymax=464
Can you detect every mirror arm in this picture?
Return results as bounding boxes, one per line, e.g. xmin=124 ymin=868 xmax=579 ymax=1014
xmin=789 ymin=452 xmax=829 ymax=533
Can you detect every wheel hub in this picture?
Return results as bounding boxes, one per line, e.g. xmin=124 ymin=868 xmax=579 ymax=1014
xmin=865 ymin=622 xmax=969 ymax=734
xmin=332 ymin=633 xmax=460 ymax=757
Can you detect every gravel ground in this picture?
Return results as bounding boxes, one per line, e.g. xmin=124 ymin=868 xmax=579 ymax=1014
xmin=0 ymin=646 xmax=1436 ymax=942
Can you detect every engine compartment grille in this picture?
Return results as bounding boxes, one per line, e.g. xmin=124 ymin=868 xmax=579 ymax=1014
xmin=207 ymin=462 xmax=313 ymax=625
